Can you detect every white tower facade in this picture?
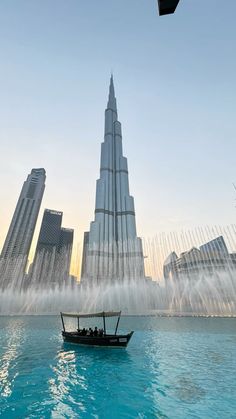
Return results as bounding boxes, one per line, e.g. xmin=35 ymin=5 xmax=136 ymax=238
xmin=0 ymin=168 xmax=46 ymax=287
xmin=81 ymin=77 xmax=145 ymax=282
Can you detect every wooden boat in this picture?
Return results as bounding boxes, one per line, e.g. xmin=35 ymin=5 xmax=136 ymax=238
xmin=60 ymin=311 xmax=134 ymax=348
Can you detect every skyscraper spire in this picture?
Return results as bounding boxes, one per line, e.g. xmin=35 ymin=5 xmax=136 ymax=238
xmin=81 ymin=77 xmax=145 ymax=282
xmin=107 ymin=74 xmax=117 ymax=112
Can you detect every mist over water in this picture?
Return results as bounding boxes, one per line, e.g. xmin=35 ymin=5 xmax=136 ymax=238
xmin=0 ymin=272 xmax=235 ymax=316
xmin=1 ymin=227 xmax=236 ymax=316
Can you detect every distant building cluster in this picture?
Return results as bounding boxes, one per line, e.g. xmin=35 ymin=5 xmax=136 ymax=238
xmin=0 ymin=77 xmax=146 ymax=289
xmin=0 ymin=168 xmax=74 ymax=289
xmin=1 ymin=77 xmax=235 ymax=292
xmin=164 ymin=236 xmax=236 ymax=280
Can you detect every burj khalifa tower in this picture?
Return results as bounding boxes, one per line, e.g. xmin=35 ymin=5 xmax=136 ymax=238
xmin=81 ymin=77 xmax=145 ymax=282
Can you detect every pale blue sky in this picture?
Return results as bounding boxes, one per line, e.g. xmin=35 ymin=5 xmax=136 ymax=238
xmin=0 ymin=0 xmax=236 ymax=272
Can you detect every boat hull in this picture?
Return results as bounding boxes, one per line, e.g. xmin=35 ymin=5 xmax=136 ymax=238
xmin=62 ymin=331 xmax=134 ymax=347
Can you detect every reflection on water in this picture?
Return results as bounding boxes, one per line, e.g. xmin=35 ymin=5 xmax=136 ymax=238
xmin=48 ymin=344 xmax=135 ymax=418
xmin=0 ymin=316 xmax=235 ymax=418
xmin=49 ymin=349 xmax=87 ymax=417
xmin=0 ymin=319 xmax=24 ymax=399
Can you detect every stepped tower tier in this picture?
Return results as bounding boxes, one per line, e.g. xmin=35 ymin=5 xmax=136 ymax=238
xmin=81 ymin=77 xmax=145 ymax=282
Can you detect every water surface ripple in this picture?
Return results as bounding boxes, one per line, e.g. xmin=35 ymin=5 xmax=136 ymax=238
xmin=0 ymin=316 xmax=235 ymax=418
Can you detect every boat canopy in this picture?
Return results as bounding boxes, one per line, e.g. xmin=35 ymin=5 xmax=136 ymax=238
xmin=60 ymin=311 xmax=121 ymax=319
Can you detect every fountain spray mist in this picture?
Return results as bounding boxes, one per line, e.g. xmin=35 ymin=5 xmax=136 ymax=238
xmin=0 ymin=226 xmax=236 ymax=316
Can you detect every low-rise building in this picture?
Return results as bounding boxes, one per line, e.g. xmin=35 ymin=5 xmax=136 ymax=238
xmin=164 ymin=236 xmax=236 ymax=280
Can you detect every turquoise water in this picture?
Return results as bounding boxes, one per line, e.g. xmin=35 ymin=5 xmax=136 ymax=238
xmin=0 ymin=316 xmax=235 ymax=418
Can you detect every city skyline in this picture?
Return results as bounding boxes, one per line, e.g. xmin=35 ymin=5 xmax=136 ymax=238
xmin=1 ymin=1 xmax=236 ymax=278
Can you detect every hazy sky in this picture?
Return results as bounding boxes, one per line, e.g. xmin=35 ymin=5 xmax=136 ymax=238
xmin=0 ymin=0 xmax=236 ymax=276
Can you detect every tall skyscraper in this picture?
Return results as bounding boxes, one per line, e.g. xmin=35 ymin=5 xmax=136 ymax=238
xmin=31 ymin=209 xmax=73 ymax=286
xmin=0 ymin=168 xmax=46 ymax=287
xmin=56 ymin=227 xmax=74 ymax=282
xmin=35 ymin=209 xmax=63 ymax=255
xmin=81 ymin=76 xmax=145 ymax=282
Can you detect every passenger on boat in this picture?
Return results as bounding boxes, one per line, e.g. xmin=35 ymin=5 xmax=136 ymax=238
xmin=88 ymin=328 xmax=93 ymax=336
xmin=93 ymin=327 xmax=98 ymax=337
xmin=81 ymin=328 xmax=87 ymax=336
xmin=98 ymin=328 xmax=104 ymax=337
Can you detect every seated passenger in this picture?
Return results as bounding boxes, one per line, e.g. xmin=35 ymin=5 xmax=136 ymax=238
xmin=93 ymin=326 xmax=98 ymax=337
xmin=98 ymin=328 xmax=104 ymax=337
xmin=89 ymin=327 xmax=94 ymax=336
xmin=81 ymin=328 xmax=86 ymax=336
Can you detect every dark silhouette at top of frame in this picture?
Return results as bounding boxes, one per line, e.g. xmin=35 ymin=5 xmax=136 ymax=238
xmin=158 ymin=0 xmax=180 ymax=15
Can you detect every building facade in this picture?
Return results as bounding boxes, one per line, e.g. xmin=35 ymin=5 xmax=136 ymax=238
xmin=56 ymin=227 xmax=74 ymax=282
xmin=81 ymin=77 xmax=145 ymax=282
xmin=30 ymin=209 xmax=73 ymax=287
xmin=0 ymin=168 xmax=46 ymax=288
xmin=163 ymin=236 xmax=236 ymax=280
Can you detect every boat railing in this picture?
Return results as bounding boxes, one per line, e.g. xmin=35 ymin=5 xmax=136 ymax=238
xmin=60 ymin=311 xmax=122 ymax=336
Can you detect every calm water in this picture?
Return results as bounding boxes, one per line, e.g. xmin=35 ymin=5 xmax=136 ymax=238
xmin=0 ymin=316 xmax=235 ymax=419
